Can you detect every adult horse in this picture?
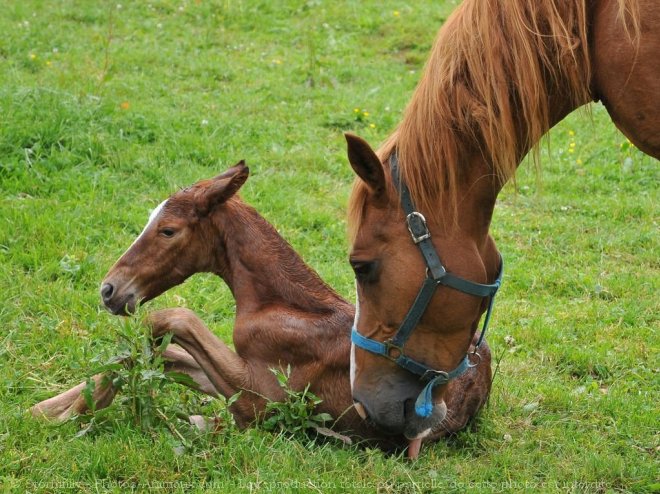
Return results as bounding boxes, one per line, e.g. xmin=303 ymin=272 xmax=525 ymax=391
xmin=32 ymin=163 xmax=492 ymax=458
xmin=346 ymin=0 xmax=658 ymax=453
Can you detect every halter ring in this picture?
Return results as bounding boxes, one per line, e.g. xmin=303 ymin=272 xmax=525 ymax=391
xmin=467 ymin=351 xmax=482 ymax=368
xmin=384 ymin=340 xmax=403 ymax=360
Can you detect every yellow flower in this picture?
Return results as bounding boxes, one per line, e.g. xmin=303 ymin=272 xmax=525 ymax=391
xmin=46 ymin=60 xmax=52 ymax=67
xmin=353 ymin=108 xmax=360 ymax=113
xmin=568 ymin=148 xmax=574 ymax=153
xmin=29 ymin=53 xmax=37 ymax=60
xmin=369 ymin=123 xmax=376 ymax=129
xmin=576 ymin=159 xmax=582 ymax=165
xmin=120 ymin=101 xmax=130 ymax=110
xmin=393 ymin=10 xmax=400 ymax=17
xmin=362 ymin=111 xmax=370 ymax=117
xmin=568 ymin=130 xmax=575 ymax=136
xmin=569 ymin=142 xmax=576 ymax=148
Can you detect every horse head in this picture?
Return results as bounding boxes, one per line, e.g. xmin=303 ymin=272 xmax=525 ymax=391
xmin=346 ymin=134 xmax=500 ymax=441
xmin=100 ymin=162 xmax=249 ymax=315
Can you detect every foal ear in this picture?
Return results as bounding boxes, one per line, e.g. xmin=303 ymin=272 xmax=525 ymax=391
xmin=195 ymin=160 xmax=249 ymax=215
xmin=345 ymin=133 xmax=386 ymax=196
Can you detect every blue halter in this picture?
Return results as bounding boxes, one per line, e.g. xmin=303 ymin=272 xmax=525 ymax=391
xmin=351 ymin=153 xmax=503 ymax=418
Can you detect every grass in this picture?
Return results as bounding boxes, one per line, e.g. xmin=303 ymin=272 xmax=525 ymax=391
xmin=0 ymin=1 xmax=657 ymax=492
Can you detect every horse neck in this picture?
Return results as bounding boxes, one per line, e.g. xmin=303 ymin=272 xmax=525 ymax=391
xmin=463 ymin=80 xmax=584 ymax=237
xmin=388 ymin=0 xmax=595 ymax=230
xmin=210 ymin=199 xmax=348 ymax=316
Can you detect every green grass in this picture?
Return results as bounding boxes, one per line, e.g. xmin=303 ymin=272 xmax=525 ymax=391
xmin=1 ymin=1 xmax=658 ymax=493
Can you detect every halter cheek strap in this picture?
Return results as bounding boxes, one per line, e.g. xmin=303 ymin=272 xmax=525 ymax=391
xmin=351 ymin=153 xmax=503 ymax=418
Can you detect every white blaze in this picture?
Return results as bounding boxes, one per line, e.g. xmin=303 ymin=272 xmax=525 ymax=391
xmin=122 ymin=199 xmax=167 ymax=256
xmin=350 ymin=282 xmax=360 ymax=393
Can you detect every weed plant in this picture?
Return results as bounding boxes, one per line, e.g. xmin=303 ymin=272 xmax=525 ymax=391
xmin=260 ymin=366 xmax=333 ymax=438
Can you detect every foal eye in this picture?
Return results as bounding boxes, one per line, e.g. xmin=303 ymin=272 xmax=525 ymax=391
xmin=159 ymin=228 xmax=176 ymax=238
xmin=350 ymin=259 xmax=379 ymax=283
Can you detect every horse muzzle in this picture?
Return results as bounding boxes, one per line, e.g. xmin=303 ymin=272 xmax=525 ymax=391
xmin=100 ymin=282 xmax=137 ymax=315
xmin=352 ymin=385 xmax=447 ymax=439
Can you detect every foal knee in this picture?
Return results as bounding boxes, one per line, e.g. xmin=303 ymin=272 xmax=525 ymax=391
xmin=147 ymin=307 xmax=203 ymax=338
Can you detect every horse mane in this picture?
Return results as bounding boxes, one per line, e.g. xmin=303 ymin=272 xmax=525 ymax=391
xmin=349 ymin=0 xmax=640 ymax=234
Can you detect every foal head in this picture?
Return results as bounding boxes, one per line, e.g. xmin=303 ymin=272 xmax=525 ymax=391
xmin=101 ymin=162 xmax=249 ymax=315
xmin=346 ymin=134 xmax=498 ymax=440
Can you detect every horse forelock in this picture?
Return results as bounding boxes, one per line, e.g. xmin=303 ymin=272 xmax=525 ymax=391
xmin=347 ymin=178 xmax=369 ymax=244
xmin=351 ymin=0 xmax=639 ymax=227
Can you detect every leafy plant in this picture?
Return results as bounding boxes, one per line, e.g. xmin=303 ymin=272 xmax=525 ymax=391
xmin=260 ymin=366 xmax=333 ymax=439
xmin=76 ymin=313 xmax=199 ymax=439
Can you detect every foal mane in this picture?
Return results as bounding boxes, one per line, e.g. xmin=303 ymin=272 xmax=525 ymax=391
xmin=349 ymin=0 xmax=639 ymax=232
xmin=218 ymin=197 xmax=349 ymax=315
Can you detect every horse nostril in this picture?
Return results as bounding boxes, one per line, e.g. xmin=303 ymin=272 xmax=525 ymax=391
xmin=101 ymin=283 xmax=114 ymax=302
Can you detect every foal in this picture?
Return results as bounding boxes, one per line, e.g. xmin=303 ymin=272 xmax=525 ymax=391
xmin=32 ymin=162 xmax=492 ymax=457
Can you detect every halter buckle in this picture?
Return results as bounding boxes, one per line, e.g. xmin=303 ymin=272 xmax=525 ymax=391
xmin=406 ymin=212 xmax=431 ymax=244
xmin=384 ymin=340 xmax=403 ymax=360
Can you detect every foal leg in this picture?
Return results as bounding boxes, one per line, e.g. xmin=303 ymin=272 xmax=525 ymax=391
xmin=33 ymin=308 xmax=272 ymax=425
xmin=162 ymin=344 xmax=219 ymax=397
xmin=30 ymin=344 xmax=218 ymax=421
xmin=146 ymin=308 xmax=277 ymax=426
xmin=30 ymin=373 xmax=117 ymax=421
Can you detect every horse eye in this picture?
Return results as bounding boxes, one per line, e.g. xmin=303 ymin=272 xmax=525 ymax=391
xmin=159 ymin=228 xmax=176 ymax=238
xmin=350 ymin=259 xmax=379 ymax=283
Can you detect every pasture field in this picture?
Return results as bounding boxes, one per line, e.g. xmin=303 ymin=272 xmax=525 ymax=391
xmin=0 ymin=1 xmax=657 ymax=493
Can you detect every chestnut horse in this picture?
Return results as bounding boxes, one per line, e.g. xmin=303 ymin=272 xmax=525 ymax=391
xmin=32 ymin=163 xmax=492 ymax=458
xmin=347 ymin=0 xmax=658 ymax=447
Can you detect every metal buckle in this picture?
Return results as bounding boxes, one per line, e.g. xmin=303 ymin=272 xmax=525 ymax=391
xmin=426 ymin=265 xmax=447 ymax=283
xmin=384 ymin=340 xmax=403 ymax=360
xmin=406 ymin=212 xmax=431 ymax=244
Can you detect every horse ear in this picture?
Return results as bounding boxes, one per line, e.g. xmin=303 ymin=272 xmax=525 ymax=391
xmin=345 ymin=133 xmax=385 ymax=196
xmin=195 ymin=160 xmax=249 ymax=215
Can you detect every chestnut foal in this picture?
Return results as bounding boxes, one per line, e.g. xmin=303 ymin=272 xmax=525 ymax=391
xmin=32 ymin=162 xmax=491 ymax=457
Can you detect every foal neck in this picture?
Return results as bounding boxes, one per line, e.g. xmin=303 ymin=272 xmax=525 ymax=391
xmin=211 ymin=199 xmax=346 ymax=316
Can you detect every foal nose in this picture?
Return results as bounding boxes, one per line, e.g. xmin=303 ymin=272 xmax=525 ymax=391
xmin=100 ymin=283 xmax=114 ymax=303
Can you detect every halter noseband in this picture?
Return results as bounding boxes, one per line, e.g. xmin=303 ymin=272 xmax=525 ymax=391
xmin=351 ymin=153 xmax=503 ymax=418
